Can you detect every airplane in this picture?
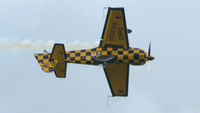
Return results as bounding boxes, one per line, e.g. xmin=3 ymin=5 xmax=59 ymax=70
xmin=34 ymin=7 xmax=155 ymax=97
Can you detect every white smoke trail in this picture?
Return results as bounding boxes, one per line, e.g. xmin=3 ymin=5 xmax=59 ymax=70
xmin=0 ymin=38 xmax=99 ymax=52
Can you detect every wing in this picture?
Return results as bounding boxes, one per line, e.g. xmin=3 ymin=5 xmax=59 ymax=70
xmin=103 ymin=64 xmax=129 ymax=96
xmin=99 ymin=8 xmax=129 ymax=48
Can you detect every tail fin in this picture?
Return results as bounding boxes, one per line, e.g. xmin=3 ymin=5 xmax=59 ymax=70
xmin=50 ymin=44 xmax=66 ymax=78
xmin=34 ymin=44 xmax=67 ymax=78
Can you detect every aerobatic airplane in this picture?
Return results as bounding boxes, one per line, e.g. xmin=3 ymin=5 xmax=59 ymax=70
xmin=34 ymin=7 xmax=154 ymax=96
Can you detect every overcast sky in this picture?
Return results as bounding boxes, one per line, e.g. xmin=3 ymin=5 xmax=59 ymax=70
xmin=0 ymin=0 xmax=200 ymax=113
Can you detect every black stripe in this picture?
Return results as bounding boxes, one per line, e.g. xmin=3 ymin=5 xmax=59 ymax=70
xmin=125 ymin=64 xmax=129 ymax=96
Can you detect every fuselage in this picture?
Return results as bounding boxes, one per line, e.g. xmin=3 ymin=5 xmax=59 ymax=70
xmin=34 ymin=47 xmax=148 ymax=73
xmin=65 ymin=47 xmax=147 ymax=65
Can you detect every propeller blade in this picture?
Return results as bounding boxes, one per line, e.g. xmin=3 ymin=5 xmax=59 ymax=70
xmin=148 ymin=42 xmax=151 ymax=56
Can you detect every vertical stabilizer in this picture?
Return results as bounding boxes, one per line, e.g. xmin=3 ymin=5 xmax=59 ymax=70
xmin=50 ymin=44 xmax=67 ymax=78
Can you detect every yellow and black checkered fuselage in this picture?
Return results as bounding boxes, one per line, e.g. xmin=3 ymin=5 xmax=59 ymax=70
xmin=34 ymin=47 xmax=147 ymax=72
xmin=65 ymin=47 xmax=147 ymax=65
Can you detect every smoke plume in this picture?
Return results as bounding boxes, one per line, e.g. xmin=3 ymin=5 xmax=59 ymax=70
xmin=0 ymin=38 xmax=99 ymax=52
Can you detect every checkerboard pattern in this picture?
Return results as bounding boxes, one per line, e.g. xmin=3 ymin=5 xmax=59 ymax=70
xmin=34 ymin=47 xmax=147 ymax=73
xmin=34 ymin=53 xmax=55 ymax=72
xmin=65 ymin=47 xmax=147 ymax=65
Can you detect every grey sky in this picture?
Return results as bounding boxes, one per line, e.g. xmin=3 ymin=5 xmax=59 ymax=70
xmin=0 ymin=0 xmax=200 ymax=113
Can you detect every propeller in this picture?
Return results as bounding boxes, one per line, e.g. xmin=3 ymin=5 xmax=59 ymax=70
xmin=147 ymin=42 xmax=154 ymax=73
xmin=147 ymin=42 xmax=154 ymax=61
xmin=148 ymin=42 xmax=151 ymax=57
